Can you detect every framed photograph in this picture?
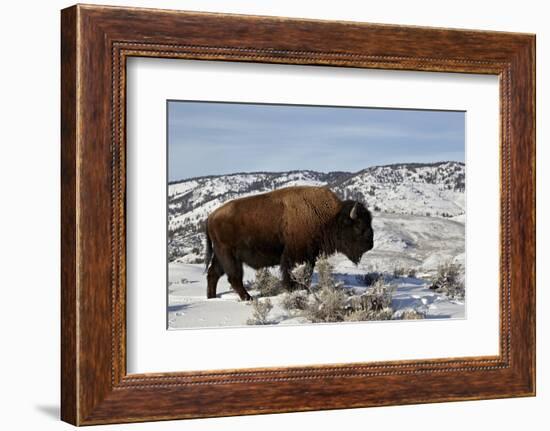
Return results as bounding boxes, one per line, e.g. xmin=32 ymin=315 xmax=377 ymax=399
xmin=61 ymin=4 xmax=536 ymax=425
xmin=165 ymin=100 xmax=467 ymax=329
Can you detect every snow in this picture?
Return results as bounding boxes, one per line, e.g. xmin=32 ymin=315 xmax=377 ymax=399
xmin=168 ymin=179 xmax=199 ymax=198
xmin=167 ymin=162 xmax=466 ymax=329
xmin=168 ymin=263 xmax=257 ymax=329
xmin=168 ymin=259 xmax=465 ymax=330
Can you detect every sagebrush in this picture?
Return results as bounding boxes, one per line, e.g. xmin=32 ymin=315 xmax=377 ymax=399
xmin=302 ymin=255 xmax=397 ymax=323
xmin=252 ymin=268 xmax=283 ymax=297
xmin=393 ymin=266 xmax=406 ymax=278
xmin=281 ymin=290 xmax=309 ymax=312
xmin=430 ymin=261 xmax=465 ymax=299
xmin=246 ymin=298 xmax=273 ymax=325
xmin=355 ymin=271 xmax=384 ymax=287
xmin=290 ymin=262 xmax=313 ymax=290
xmin=247 ymin=255 xmax=436 ymax=325
xmin=397 ymin=308 xmax=425 ymax=320
xmin=344 ymin=278 xmax=396 ymax=321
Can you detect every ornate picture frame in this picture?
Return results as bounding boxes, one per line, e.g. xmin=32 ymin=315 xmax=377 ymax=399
xmin=61 ymin=4 xmax=535 ymax=425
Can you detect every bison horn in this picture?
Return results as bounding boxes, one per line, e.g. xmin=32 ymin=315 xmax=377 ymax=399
xmin=350 ymin=202 xmax=358 ymax=220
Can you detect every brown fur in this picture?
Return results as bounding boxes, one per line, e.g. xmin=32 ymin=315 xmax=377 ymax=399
xmin=205 ymin=186 xmax=373 ymax=300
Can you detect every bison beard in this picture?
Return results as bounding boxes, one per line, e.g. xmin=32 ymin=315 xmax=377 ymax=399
xmin=204 ymin=186 xmax=374 ymax=300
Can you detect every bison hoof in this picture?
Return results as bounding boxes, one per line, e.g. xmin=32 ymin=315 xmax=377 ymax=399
xmin=241 ymin=293 xmax=252 ymax=301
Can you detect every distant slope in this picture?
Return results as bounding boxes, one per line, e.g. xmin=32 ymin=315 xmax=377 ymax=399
xmin=168 ymin=161 xmax=465 ymax=267
xmin=333 ymin=162 xmax=465 ymax=217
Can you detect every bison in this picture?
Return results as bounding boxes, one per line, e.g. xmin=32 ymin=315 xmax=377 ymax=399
xmin=204 ymin=185 xmax=374 ymax=300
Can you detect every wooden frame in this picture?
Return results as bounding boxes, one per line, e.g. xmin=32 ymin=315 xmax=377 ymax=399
xmin=61 ymin=4 xmax=535 ymax=425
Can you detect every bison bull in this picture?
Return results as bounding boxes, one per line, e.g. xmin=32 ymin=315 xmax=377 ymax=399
xmin=204 ymin=186 xmax=374 ymax=300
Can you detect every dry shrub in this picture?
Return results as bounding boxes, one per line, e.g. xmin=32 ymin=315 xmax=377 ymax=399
xmin=278 ymin=255 xmax=401 ymax=324
xmin=399 ymin=309 xmax=425 ymax=320
xmin=344 ymin=307 xmax=393 ymax=322
xmin=246 ymin=298 xmax=273 ymax=325
xmin=393 ymin=266 xmax=406 ymax=278
xmin=315 ymin=254 xmax=335 ymax=289
xmin=290 ymin=262 xmax=313 ymax=290
xmin=281 ymin=290 xmax=309 ymax=312
xmin=343 ymin=278 xmax=396 ymax=321
xmin=361 ymin=278 xmax=395 ymax=311
xmin=355 ymin=271 xmax=384 ymax=287
xmin=252 ymin=268 xmax=282 ymax=297
xmin=302 ymin=254 xmax=348 ymax=322
xmin=343 ymin=309 xmax=370 ymax=322
xmin=304 ymin=284 xmax=348 ymax=323
xmin=431 ymin=262 xmax=465 ymax=300
xmin=304 ymin=256 xmax=396 ymax=323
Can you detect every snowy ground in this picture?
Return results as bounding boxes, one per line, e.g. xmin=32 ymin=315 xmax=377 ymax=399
xmin=168 ymin=212 xmax=465 ymax=329
xmin=168 ymin=262 xmax=464 ymax=329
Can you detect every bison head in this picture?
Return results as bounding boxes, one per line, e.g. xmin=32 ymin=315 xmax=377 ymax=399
xmin=335 ymin=200 xmax=374 ymax=264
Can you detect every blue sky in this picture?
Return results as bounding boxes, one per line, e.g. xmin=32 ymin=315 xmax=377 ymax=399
xmin=168 ymin=101 xmax=465 ymax=182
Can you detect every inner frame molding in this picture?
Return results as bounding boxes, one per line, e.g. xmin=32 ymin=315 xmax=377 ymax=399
xmin=118 ymin=46 xmax=509 ymax=380
xmin=61 ymin=4 xmax=534 ymax=425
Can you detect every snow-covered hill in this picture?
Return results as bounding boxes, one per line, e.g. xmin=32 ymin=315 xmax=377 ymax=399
xmin=168 ymin=161 xmax=465 ymax=268
xmin=333 ymin=162 xmax=465 ymax=217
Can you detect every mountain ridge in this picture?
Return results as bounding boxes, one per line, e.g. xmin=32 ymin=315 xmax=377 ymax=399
xmin=168 ymin=160 xmax=464 ymax=186
xmin=168 ymin=161 xmax=465 ymax=263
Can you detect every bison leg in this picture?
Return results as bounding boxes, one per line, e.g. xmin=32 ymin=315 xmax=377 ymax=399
xmin=227 ymin=270 xmax=252 ymax=301
xmin=280 ymin=251 xmax=297 ymax=291
xmin=304 ymin=258 xmax=315 ymax=287
xmin=206 ymin=255 xmax=224 ymax=299
xmin=222 ymin=253 xmax=252 ymax=301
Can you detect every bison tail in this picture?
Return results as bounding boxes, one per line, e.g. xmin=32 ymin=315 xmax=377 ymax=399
xmin=204 ymin=220 xmax=213 ymax=273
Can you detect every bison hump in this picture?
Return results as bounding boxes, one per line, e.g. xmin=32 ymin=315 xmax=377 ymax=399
xmin=277 ymin=186 xmax=341 ymax=238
